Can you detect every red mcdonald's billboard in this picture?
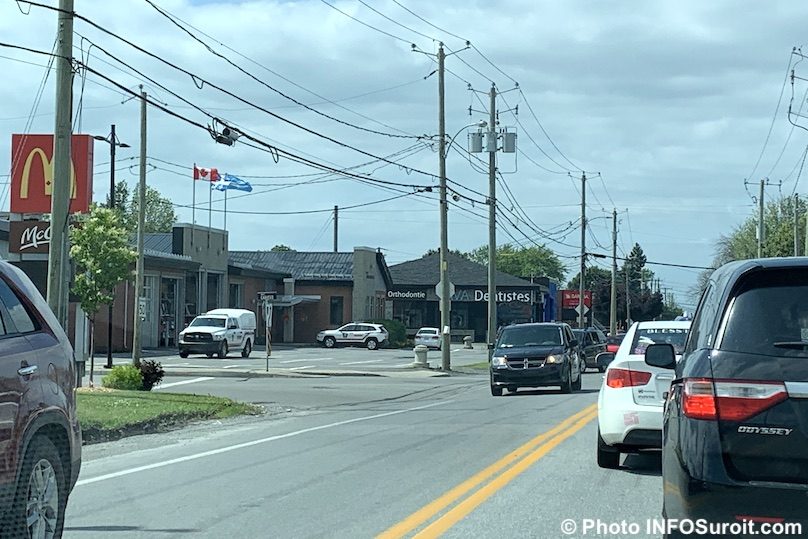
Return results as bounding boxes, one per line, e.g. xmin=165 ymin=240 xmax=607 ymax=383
xmin=9 ymin=134 xmax=94 ymax=214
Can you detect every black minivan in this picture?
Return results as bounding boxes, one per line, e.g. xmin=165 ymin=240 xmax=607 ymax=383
xmin=645 ymin=258 xmax=808 ymax=538
xmin=490 ymin=322 xmax=583 ymax=395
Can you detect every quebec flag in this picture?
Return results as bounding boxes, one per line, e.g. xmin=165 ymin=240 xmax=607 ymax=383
xmin=212 ymin=173 xmax=253 ymax=193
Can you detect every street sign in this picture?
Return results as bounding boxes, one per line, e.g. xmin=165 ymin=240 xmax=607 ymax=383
xmin=138 ymin=298 xmax=147 ymax=321
xmin=574 ymin=303 xmax=590 ymax=316
xmin=435 ymin=281 xmax=456 ymax=299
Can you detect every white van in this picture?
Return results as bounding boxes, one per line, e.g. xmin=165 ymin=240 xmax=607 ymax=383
xmin=178 ymin=308 xmax=257 ymax=359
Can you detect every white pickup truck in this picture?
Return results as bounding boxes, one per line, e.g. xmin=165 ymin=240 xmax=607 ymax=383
xmin=178 ymin=308 xmax=256 ymax=359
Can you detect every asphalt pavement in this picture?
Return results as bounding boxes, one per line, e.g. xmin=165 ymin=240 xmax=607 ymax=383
xmin=64 ymin=371 xmax=665 ymax=538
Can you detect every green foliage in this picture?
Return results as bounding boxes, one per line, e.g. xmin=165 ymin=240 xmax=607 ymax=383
xmin=114 ymin=181 xmax=177 ymax=233
xmin=102 ymin=365 xmax=143 ymax=391
xmin=567 ymin=267 xmax=612 ymax=323
xmin=422 ymin=248 xmax=470 ymax=259
xmin=271 ymin=244 xmax=295 ymax=251
xmin=368 ymin=318 xmax=407 ymax=347
xmin=70 ymin=206 xmax=137 ymax=318
xmin=139 ymin=360 xmax=165 ymax=391
xmin=467 ymin=243 xmax=566 ymax=283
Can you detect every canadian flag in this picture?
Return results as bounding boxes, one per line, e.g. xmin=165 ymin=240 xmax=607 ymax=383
xmin=193 ymin=164 xmax=221 ymax=181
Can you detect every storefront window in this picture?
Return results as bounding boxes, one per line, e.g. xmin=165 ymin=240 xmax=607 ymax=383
xmin=229 ymin=283 xmax=243 ymax=308
xmin=330 ymin=296 xmax=344 ymax=326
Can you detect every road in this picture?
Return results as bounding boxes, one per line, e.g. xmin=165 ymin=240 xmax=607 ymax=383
xmin=64 ymin=371 xmax=663 ymax=538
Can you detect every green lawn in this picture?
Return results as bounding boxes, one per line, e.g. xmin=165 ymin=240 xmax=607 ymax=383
xmin=464 ymin=361 xmax=491 ymax=370
xmin=77 ymin=389 xmax=261 ymax=442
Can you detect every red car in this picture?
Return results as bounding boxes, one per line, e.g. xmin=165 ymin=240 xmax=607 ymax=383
xmin=0 ymin=261 xmax=81 ymax=537
xmin=605 ymin=333 xmax=626 ymax=353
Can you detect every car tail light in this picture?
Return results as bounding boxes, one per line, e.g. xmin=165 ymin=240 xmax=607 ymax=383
xmin=606 ymin=368 xmax=652 ymax=388
xmin=683 ymin=378 xmax=788 ymax=421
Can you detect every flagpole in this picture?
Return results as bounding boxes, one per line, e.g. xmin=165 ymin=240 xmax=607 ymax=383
xmin=191 ymin=163 xmax=196 ymax=246
xmin=208 ymin=180 xmax=212 ymax=248
xmin=224 ymin=189 xmax=228 ymax=231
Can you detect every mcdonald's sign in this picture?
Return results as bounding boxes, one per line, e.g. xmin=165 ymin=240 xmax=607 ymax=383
xmin=10 ymin=134 xmax=94 ymax=214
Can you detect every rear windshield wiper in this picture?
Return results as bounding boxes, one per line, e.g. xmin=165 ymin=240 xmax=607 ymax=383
xmin=773 ymin=341 xmax=808 ymax=349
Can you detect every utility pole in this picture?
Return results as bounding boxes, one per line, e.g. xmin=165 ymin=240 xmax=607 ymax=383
xmin=757 ymin=179 xmax=765 ymax=258
xmin=625 ymin=268 xmax=631 ymax=330
xmin=609 ymin=208 xmax=617 ymax=335
xmin=487 ymin=83 xmax=497 ymax=357
xmin=578 ymin=173 xmax=587 ymax=329
xmin=47 ymin=0 xmax=74 ymax=327
xmin=437 ymin=44 xmax=451 ymax=371
xmin=132 ymin=87 xmax=147 ymax=366
xmin=794 ymin=193 xmax=800 ymax=256
xmin=333 ymin=205 xmax=338 ymax=252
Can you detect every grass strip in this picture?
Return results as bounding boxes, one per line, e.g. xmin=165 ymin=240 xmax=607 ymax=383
xmin=77 ymin=388 xmax=262 ymax=443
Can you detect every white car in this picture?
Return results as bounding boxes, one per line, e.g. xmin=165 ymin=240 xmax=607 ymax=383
xmin=316 ymin=322 xmax=389 ymax=350
xmin=414 ymin=327 xmax=442 ymax=349
xmin=596 ymin=320 xmax=691 ymax=469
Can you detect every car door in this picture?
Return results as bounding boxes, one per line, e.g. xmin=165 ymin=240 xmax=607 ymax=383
xmin=227 ymin=318 xmax=243 ymax=347
xmin=338 ymin=324 xmax=357 ymax=344
xmin=0 ymin=277 xmax=40 ymax=487
xmin=354 ymin=325 xmax=373 ymax=343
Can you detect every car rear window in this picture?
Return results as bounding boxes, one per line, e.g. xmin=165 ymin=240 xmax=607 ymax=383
xmin=629 ymin=327 xmax=689 ymax=355
xmin=720 ymin=269 xmax=808 ymax=357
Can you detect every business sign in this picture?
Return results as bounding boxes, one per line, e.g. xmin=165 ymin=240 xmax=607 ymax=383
xmin=455 ymin=289 xmax=533 ymax=303
xmin=10 ymin=134 xmax=94 ymax=214
xmin=387 ymin=290 xmax=427 ymax=299
xmin=561 ymin=289 xmax=592 ymax=308
xmin=9 ymin=220 xmax=52 ymax=254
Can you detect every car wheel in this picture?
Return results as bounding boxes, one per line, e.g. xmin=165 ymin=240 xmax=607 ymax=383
xmin=241 ymin=339 xmax=252 ymax=358
xmin=11 ymin=436 xmax=67 ymax=538
xmin=179 ymin=351 xmax=189 ymax=359
xmin=324 ymin=336 xmax=336 ymax=348
xmin=572 ymin=368 xmax=582 ymax=391
xmin=366 ymin=338 xmax=378 ymax=350
xmin=560 ymin=367 xmax=573 ymax=394
xmin=597 ymin=428 xmax=620 ymax=469
xmin=218 ymin=341 xmax=228 ymax=359
xmin=206 ymin=353 xmax=214 ymax=358
xmin=490 ymin=384 xmax=503 ymax=396
xmin=598 ymin=365 xmax=605 ymax=373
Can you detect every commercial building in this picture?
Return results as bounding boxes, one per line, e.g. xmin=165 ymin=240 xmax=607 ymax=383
xmin=387 ymin=251 xmax=554 ymax=343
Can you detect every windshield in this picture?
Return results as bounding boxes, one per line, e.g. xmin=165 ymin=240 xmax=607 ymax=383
xmin=630 ymin=327 xmax=689 ymax=355
xmin=498 ymin=326 xmax=562 ymax=348
xmin=189 ymin=317 xmax=226 ymax=328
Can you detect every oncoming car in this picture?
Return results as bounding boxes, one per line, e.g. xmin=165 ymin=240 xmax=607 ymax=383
xmin=316 ymin=323 xmax=389 ymax=350
xmin=596 ymin=320 xmax=690 ymax=468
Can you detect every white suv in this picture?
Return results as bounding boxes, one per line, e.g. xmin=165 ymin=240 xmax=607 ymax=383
xmin=317 ymin=323 xmax=389 ymax=350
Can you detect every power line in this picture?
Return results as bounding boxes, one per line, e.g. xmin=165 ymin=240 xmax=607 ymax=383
xmin=355 ymin=0 xmax=437 ymax=43
xmin=587 ymin=252 xmax=714 ymax=271
xmin=318 ymin=0 xmax=413 ymax=45
xmin=144 ymin=0 xmax=425 ymax=140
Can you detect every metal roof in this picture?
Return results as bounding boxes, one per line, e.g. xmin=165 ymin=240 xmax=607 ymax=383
xmin=143 ymin=233 xmax=173 ymax=254
xmin=389 ymin=251 xmax=542 ymax=288
xmin=229 ymin=251 xmax=354 ymax=281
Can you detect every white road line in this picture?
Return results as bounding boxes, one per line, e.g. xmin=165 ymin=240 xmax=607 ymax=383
xmin=338 ymin=359 xmax=382 ymax=365
xmin=75 ymin=400 xmax=451 ymax=487
xmin=222 ymin=365 xmax=246 ymax=369
xmin=289 ymin=365 xmax=316 ymax=370
xmin=155 ymin=377 xmax=215 ymax=389
xmin=280 ymin=358 xmax=333 ymax=364
xmin=394 ymin=363 xmax=414 ymax=368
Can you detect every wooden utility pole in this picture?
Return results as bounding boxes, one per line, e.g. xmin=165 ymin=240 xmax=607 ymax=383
xmin=132 ymin=87 xmax=147 ymax=365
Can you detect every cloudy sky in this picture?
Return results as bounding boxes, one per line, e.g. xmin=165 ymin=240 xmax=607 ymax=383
xmin=2 ymin=0 xmax=808 ymax=309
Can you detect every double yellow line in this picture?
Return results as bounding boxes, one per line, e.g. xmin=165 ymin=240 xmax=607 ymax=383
xmin=377 ymin=403 xmax=598 ymax=539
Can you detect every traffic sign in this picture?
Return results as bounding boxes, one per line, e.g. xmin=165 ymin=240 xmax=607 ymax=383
xmin=574 ymin=303 xmax=590 ymax=315
xmin=435 ymin=281 xmax=455 ymax=299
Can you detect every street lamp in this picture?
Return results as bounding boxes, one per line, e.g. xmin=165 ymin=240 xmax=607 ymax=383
xmin=93 ymin=124 xmax=130 ymax=369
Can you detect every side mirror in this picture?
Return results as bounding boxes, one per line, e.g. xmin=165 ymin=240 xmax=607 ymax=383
xmin=645 ymin=343 xmax=676 ymax=369
xmin=596 ymin=352 xmax=614 ymax=370
xmin=229 ymin=324 xmax=238 ymax=330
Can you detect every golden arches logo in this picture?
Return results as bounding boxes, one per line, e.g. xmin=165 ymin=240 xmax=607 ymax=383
xmin=18 ymin=147 xmax=77 ymax=200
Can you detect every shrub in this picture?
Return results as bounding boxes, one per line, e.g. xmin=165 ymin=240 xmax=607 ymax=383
xmin=368 ymin=318 xmax=407 ymax=347
xmin=102 ymin=365 xmax=143 ymax=391
xmin=139 ymin=360 xmax=165 ymax=391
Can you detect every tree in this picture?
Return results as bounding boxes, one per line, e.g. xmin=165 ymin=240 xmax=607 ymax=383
xmin=567 ymin=267 xmax=612 ymax=323
xmin=422 ymin=248 xmax=470 ymax=259
xmin=693 ymin=195 xmax=806 ymax=297
xmin=271 ymin=244 xmax=295 ymax=251
xmin=70 ymin=207 xmax=137 ymax=386
xmin=112 ymin=181 xmax=177 ymax=233
xmin=467 ymin=243 xmax=566 ymax=283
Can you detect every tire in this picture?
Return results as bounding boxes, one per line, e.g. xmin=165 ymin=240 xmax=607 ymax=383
xmin=179 ymin=351 xmax=189 ymax=358
xmin=241 ymin=339 xmax=252 ymax=358
xmin=598 ymin=365 xmax=605 ymax=373
xmin=10 ymin=436 xmax=67 ymax=538
xmin=490 ymin=384 xmax=503 ymax=396
xmin=597 ymin=428 xmax=621 ymax=469
xmin=218 ymin=341 xmax=228 ymax=359
xmin=366 ymin=337 xmax=378 ymax=350
xmin=206 ymin=353 xmax=214 ymax=358
xmin=572 ymin=365 xmax=583 ymax=391
xmin=560 ymin=366 xmax=573 ymax=394
xmin=324 ymin=336 xmax=336 ymax=348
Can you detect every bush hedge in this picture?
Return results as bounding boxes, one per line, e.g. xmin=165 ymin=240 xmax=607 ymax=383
xmin=102 ymin=365 xmax=143 ymax=391
xmin=367 ymin=318 xmax=407 ymax=347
